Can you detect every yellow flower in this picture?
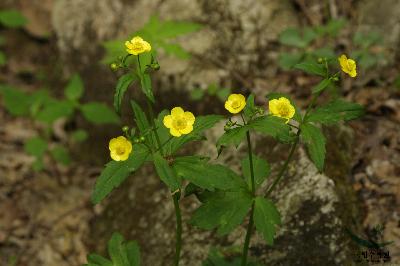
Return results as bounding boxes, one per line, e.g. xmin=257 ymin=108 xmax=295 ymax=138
xmin=224 ymin=94 xmax=246 ymax=114
xmin=125 ymin=36 xmax=151 ymax=55
xmin=269 ymin=97 xmax=295 ymax=123
xmin=109 ymin=136 xmax=132 ymax=161
xmin=163 ymin=107 xmax=195 ymax=137
xmin=338 ymin=54 xmax=357 ymax=78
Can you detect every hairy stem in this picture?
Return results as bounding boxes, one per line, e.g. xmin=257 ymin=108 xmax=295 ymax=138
xmin=241 ymin=130 xmax=256 ymax=266
xmin=173 ymin=193 xmax=182 ymax=266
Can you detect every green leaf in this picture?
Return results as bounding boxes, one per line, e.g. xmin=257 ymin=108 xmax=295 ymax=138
xmin=253 ymin=197 xmax=281 ymax=245
xmin=278 ymin=52 xmax=303 ymax=70
xmin=294 ymin=62 xmax=326 ymax=77
xmin=155 ymin=18 xmax=202 ymax=38
xmin=190 ymin=88 xmax=204 ymax=101
xmin=216 ymin=126 xmax=249 ymax=151
xmin=311 ymin=78 xmax=331 ymax=94
xmin=101 ymin=40 xmax=126 ymax=65
xmin=173 ymin=156 xmax=243 ymax=191
xmin=81 ymin=102 xmax=120 ymax=125
xmin=24 ymin=137 xmax=47 ymax=158
xmin=216 ymin=88 xmax=231 ymax=102
xmin=249 ymin=116 xmax=294 ymax=143
xmin=241 ymin=154 xmax=270 ymax=189
xmin=114 ymin=73 xmax=137 ymax=114
xmin=306 ymin=99 xmax=364 ymax=125
xmin=108 ymin=233 xmax=130 ymax=266
xmin=50 ymin=146 xmax=71 ymax=166
xmin=164 ymin=115 xmax=224 ymax=155
xmin=0 ymin=85 xmax=31 ymax=116
xmin=87 ymin=254 xmax=112 ymax=266
xmin=278 ymin=28 xmax=307 ymax=48
xmin=0 ymin=10 xmax=27 ymax=28
xmin=243 ymin=94 xmax=255 ymax=120
xmin=300 ymin=123 xmax=326 ymax=172
xmin=91 ymin=145 xmax=148 ymax=204
xmin=191 ymin=190 xmax=253 ymax=235
xmin=64 ymin=74 xmax=84 ymax=101
xmin=126 ymin=241 xmax=140 ymax=266
xmin=153 ymin=153 xmax=180 ymax=191
xmin=139 ymin=73 xmax=155 ymax=103
xmin=130 ymin=100 xmax=155 ymax=147
xmin=36 ymin=100 xmax=75 ymax=124
xmin=160 ymin=42 xmax=191 ymax=59
xmin=71 ymin=129 xmax=88 ymax=142
xmin=0 ymin=51 xmax=6 ymax=66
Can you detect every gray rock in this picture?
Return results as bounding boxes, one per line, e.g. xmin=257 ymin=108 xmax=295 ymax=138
xmin=88 ymin=123 xmax=364 ymax=265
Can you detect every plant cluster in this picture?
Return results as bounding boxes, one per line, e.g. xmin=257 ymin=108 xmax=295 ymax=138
xmin=85 ymin=31 xmax=364 ymax=266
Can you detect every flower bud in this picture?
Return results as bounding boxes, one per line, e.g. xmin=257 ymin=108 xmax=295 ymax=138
xmin=224 ymin=125 xmax=231 ymax=132
xmin=110 ymin=63 xmax=119 ymax=71
xmin=317 ymin=58 xmax=323 ymax=63
xmin=139 ymin=136 xmax=145 ymax=142
xmin=122 ymin=126 xmax=129 ymax=133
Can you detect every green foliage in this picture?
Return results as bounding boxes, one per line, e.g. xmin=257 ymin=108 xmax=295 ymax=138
xmin=84 ymin=232 xmax=140 ymax=266
xmin=191 ymin=190 xmax=253 ymax=235
xmin=71 ymin=129 xmax=88 ymax=142
xmin=36 ymin=100 xmax=75 ymax=123
xmin=153 ymin=153 xmax=181 ymax=191
xmin=162 ymin=114 xmax=224 ymax=155
xmin=311 ymin=78 xmax=331 ymax=94
xmin=64 ymin=74 xmax=84 ymax=101
xmin=50 ymin=146 xmax=71 ymax=166
xmin=243 ymin=94 xmax=255 ymax=120
xmin=202 ymin=248 xmax=261 ymax=266
xmin=173 ymin=156 xmax=243 ymax=191
xmin=253 ymin=197 xmax=281 ymax=245
xmin=101 ymin=15 xmax=201 ymax=64
xmin=80 ymin=102 xmax=120 ymax=125
xmin=114 ymin=73 xmax=137 ymax=114
xmin=139 ymin=73 xmax=155 ymax=103
xmin=24 ymin=136 xmax=47 ymax=171
xmin=241 ymin=154 xmax=270 ymax=190
xmin=190 ymin=84 xmax=232 ymax=102
xmin=351 ymin=31 xmax=385 ymax=70
xmin=249 ymin=116 xmax=294 ymax=143
xmin=0 ymin=50 xmax=6 ymax=66
xmin=0 ymin=85 xmax=32 ymax=116
xmin=0 ymin=9 xmax=27 ymax=28
xmin=217 ymin=126 xmax=250 ymax=151
xmin=306 ymin=99 xmax=364 ymax=124
xmin=294 ymin=62 xmax=326 ymax=77
xmin=91 ymin=145 xmax=149 ymax=204
xmin=300 ymin=123 xmax=326 ymax=172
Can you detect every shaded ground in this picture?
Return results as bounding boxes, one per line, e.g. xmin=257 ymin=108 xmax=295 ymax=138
xmin=1 ymin=0 xmax=400 ymax=265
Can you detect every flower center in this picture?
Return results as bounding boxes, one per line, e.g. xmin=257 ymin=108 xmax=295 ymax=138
xmin=277 ymin=103 xmax=290 ymax=117
xmin=174 ymin=118 xmax=187 ymax=130
xmin=116 ymin=146 xmax=125 ymax=155
xmin=131 ymin=42 xmax=144 ymax=51
xmin=231 ymin=100 xmax=241 ymax=109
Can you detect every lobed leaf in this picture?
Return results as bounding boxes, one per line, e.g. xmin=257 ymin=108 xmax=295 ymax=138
xmin=306 ymin=99 xmax=364 ymax=125
xmin=253 ymin=197 xmax=281 ymax=245
xmin=300 ymin=123 xmax=326 ymax=172
xmin=153 ymin=153 xmax=180 ymax=191
xmin=114 ymin=73 xmax=137 ymax=114
xmin=294 ymin=62 xmax=326 ymax=77
xmin=64 ymin=74 xmax=84 ymax=101
xmin=241 ymin=154 xmax=270 ymax=190
xmin=190 ymin=190 xmax=253 ymax=235
xmin=0 ymin=10 xmax=27 ymax=28
xmin=91 ymin=145 xmax=148 ymax=204
xmin=81 ymin=102 xmax=120 ymax=125
xmin=108 ymin=233 xmax=130 ymax=266
xmin=311 ymin=78 xmax=331 ymax=94
xmin=173 ymin=156 xmax=243 ymax=191
xmin=249 ymin=116 xmax=295 ymax=143
xmin=216 ymin=125 xmax=249 ymax=151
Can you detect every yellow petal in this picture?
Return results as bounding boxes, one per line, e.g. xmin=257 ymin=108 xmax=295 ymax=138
xmin=171 ymin=107 xmax=184 ymax=117
xmin=269 ymin=99 xmax=279 ymax=115
xmin=119 ymin=151 xmax=130 ymax=161
xmin=131 ymin=36 xmax=143 ymax=43
xmin=163 ymin=115 xmax=173 ymax=128
xmin=184 ymin=111 xmax=195 ymax=125
xmin=180 ymin=124 xmax=193 ymax=134
xmin=288 ymin=104 xmax=296 ymax=119
xmin=110 ymin=150 xmax=121 ymax=161
xmin=170 ymin=127 xmax=182 ymax=137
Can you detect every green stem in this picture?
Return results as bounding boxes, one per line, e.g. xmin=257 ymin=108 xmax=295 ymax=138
xmin=241 ymin=129 xmax=256 ymax=266
xmin=173 ymin=193 xmax=182 ymax=266
xmin=241 ymin=202 xmax=255 ymax=266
